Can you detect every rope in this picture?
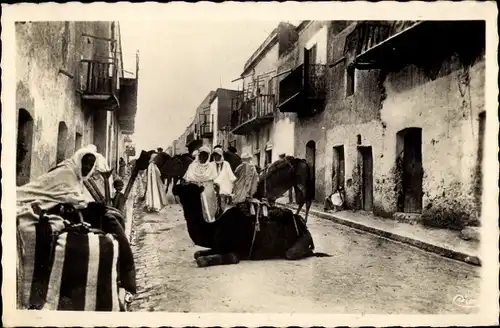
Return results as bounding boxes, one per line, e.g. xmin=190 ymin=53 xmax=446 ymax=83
xmin=248 ymin=202 xmax=261 ymax=259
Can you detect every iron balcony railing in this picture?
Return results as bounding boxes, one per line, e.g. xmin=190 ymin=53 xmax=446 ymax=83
xmin=278 ymin=63 xmax=327 ymax=106
xmin=199 ymin=113 xmax=214 ymax=138
xmin=230 ymin=94 xmax=275 ymax=132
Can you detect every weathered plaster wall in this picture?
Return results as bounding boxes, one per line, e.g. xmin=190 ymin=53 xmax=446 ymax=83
xmin=378 ymin=54 xmax=485 ymax=228
xmin=16 ymin=21 xmax=113 ymax=180
xmin=322 ymin=22 xmax=485 ymax=230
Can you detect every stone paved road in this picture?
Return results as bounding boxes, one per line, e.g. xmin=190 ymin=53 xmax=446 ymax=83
xmin=129 ymin=196 xmax=480 ymax=314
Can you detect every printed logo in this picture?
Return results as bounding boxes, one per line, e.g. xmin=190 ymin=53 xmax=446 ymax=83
xmin=453 ymin=294 xmax=479 ymax=308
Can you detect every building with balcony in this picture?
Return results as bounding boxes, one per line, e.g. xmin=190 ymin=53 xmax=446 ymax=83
xmin=229 ymin=22 xmax=299 ymax=168
xmin=183 ymin=91 xmax=215 ymax=154
xmin=274 ymin=20 xmax=329 ymax=199
xmin=176 ymin=88 xmax=242 ymax=155
xmin=290 ymin=20 xmax=485 ymax=231
xmin=16 ymin=21 xmax=139 ymax=186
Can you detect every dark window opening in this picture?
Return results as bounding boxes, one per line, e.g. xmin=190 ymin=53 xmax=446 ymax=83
xmin=265 ymin=150 xmax=272 ymax=166
xmin=346 ymin=66 xmax=355 ymax=97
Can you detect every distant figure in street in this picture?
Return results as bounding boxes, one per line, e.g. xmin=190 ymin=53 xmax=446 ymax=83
xmin=157 ymin=147 xmax=163 ymax=153
xmin=232 ymin=152 xmax=259 ymax=204
xmin=145 ymin=153 xmax=168 ymax=213
xmin=228 ymin=146 xmax=238 ymax=155
xmin=212 ymin=147 xmax=237 ymax=213
xmin=118 ymin=157 xmax=126 ymax=178
xmin=210 ymin=145 xmax=223 ymax=162
xmin=184 ymin=146 xmax=219 ymax=222
xmin=112 ymin=178 xmax=126 ymax=215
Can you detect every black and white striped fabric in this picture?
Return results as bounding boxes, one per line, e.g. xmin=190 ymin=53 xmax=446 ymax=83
xmin=20 ymin=216 xmax=121 ymax=311
xmin=42 ymin=231 xmax=120 ymax=311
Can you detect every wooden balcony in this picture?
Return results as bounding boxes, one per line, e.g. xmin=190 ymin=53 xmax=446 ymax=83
xmin=199 ymin=113 xmax=214 ymax=138
xmin=277 ymin=63 xmax=326 ymax=116
xmin=79 ymin=59 xmax=119 ymax=110
xmin=230 ymin=94 xmax=275 ymax=135
xmin=347 ymin=20 xmax=485 ymax=70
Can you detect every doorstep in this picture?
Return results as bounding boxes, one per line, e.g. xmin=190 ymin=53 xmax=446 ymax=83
xmin=276 ymin=199 xmax=481 ymax=266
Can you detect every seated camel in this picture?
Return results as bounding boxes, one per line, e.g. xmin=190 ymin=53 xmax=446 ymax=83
xmin=173 ymin=182 xmax=330 ymax=268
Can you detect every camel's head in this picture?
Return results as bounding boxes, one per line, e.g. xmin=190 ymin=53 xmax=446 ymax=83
xmin=173 ymin=182 xmax=204 ymax=204
xmin=173 ymin=182 xmax=206 ymax=225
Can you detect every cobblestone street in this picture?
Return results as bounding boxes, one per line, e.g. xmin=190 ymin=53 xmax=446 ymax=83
xmin=128 ymin=195 xmax=480 ymax=314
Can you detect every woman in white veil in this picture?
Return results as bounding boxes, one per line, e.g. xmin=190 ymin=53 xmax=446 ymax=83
xmin=183 ymin=146 xmax=219 ymax=222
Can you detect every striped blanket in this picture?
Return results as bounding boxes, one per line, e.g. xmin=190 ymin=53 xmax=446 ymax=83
xmin=19 ymin=214 xmax=121 ymax=311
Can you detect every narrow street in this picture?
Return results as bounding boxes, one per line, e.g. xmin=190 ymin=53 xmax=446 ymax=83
xmin=129 ymin=195 xmax=480 ymax=314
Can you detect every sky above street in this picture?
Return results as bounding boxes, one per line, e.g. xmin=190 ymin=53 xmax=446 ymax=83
xmin=119 ymin=20 xmax=299 ymax=153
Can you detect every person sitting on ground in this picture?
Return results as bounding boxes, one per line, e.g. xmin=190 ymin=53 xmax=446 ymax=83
xmin=232 ymin=152 xmax=259 ymax=205
xmin=183 ymin=146 xmax=219 ymax=222
xmin=212 ymin=148 xmax=237 ymax=214
xmin=324 ymin=186 xmax=345 ymax=212
xmin=16 ymin=145 xmax=137 ymax=307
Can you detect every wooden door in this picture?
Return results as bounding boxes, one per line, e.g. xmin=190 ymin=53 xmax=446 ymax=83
xmin=402 ymin=128 xmax=423 ymax=213
xmin=359 ymin=146 xmax=373 ymax=211
xmin=333 ymin=145 xmax=345 ymax=191
xmin=306 ymin=141 xmax=316 ymax=198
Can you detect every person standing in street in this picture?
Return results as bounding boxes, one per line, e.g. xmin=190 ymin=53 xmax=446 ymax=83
xmin=145 ymin=153 xmax=168 ymax=213
xmin=212 ymin=147 xmax=237 ymax=213
xmin=183 ymin=146 xmax=219 ymax=222
xmin=232 ymin=152 xmax=259 ymax=205
xmin=118 ymin=157 xmax=126 ymax=178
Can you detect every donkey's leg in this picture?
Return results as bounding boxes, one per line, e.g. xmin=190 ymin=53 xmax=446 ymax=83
xmin=293 ymin=185 xmax=305 ymax=216
xmin=304 ymin=199 xmax=312 ymax=224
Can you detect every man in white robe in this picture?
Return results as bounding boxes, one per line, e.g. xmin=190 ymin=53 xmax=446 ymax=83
xmin=212 ymin=148 xmax=237 ymax=213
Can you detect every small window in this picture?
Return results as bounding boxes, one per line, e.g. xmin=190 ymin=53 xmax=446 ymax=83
xmin=346 ymin=65 xmax=355 ymax=97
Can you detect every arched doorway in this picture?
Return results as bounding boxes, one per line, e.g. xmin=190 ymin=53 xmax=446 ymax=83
xmin=17 ymin=108 xmax=34 ymax=186
xmin=56 ymin=121 xmax=69 ymax=164
xmin=305 ymin=140 xmax=316 ymax=199
xmin=396 ymin=127 xmax=423 ymax=213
